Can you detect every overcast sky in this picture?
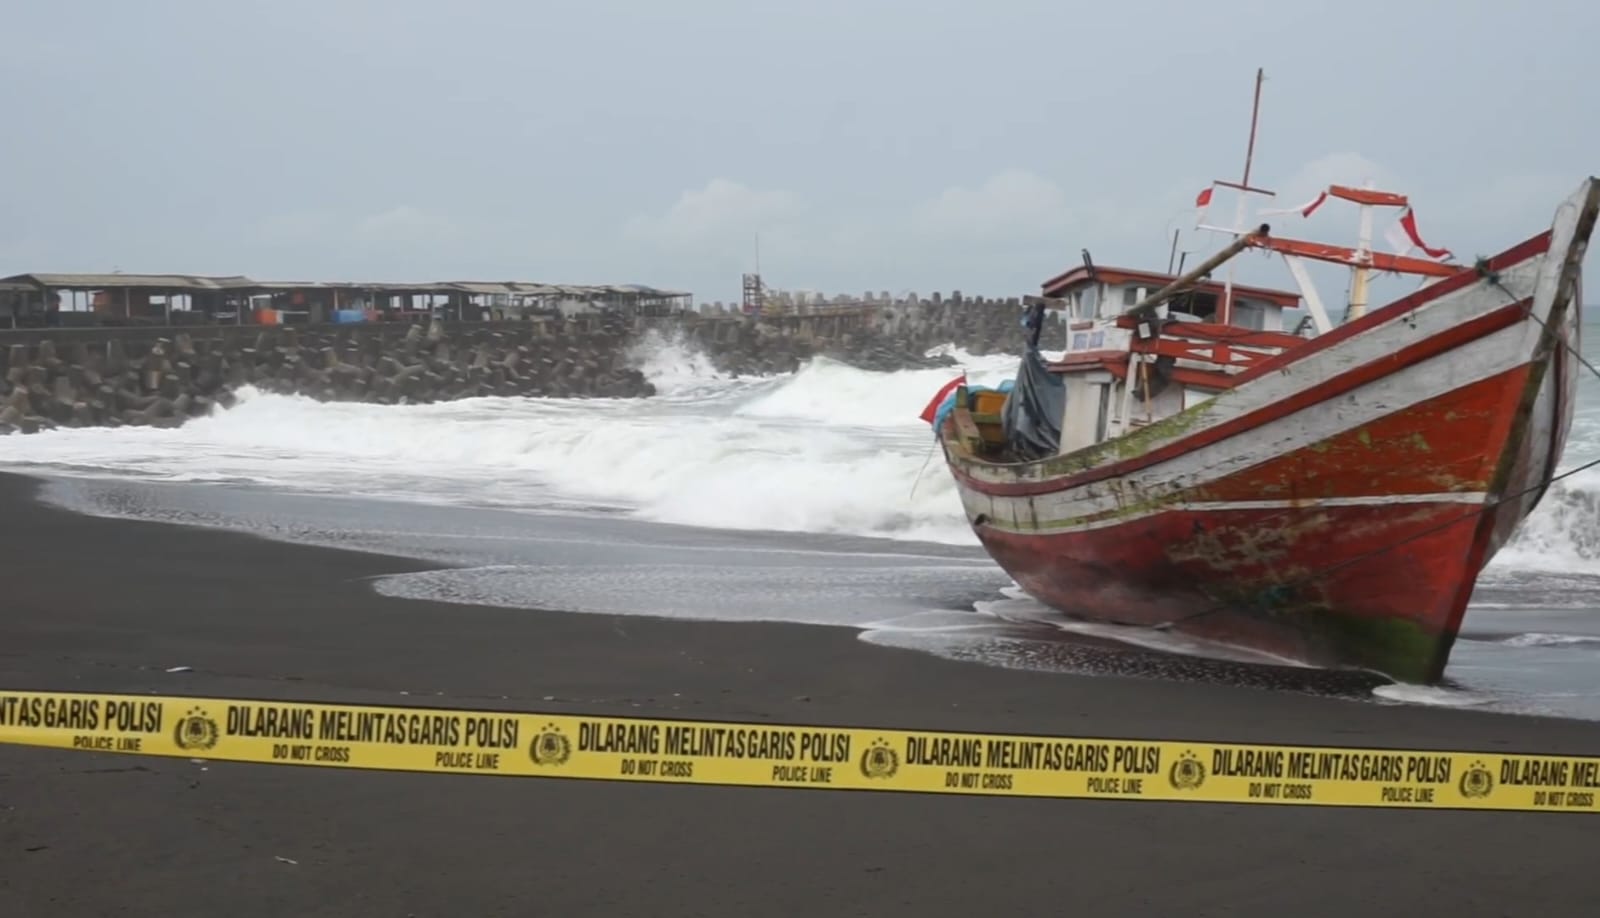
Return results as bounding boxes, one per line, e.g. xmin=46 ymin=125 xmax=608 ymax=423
xmin=3 ymin=0 xmax=1595 ymax=306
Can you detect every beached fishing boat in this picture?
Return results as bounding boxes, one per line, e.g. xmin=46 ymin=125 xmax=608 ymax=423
xmin=927 ymin=72 xmax=1599 ymax=683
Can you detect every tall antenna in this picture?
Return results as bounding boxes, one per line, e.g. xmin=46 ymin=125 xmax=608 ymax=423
xmin=1220 ymin=68 xmax=1267 ymax=325
xmin=1241 ymin=67 xmax=1264 ymax=188
xmin=742 ymin=232 xmax=765 ymax=316
xmin=1192 ymin=67 xmax=1276 ymax=326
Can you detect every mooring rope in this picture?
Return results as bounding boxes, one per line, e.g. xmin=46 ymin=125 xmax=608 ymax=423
xmin=907 ymin=435 xmax=940 ymax=502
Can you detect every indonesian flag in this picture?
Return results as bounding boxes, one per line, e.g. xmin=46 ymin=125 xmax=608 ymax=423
xmin=1194 ymin=186 xmax=1214 ymax=225
xmin=1260 ymin=190 xmax=1329 ymax=219
xmin=919 ymin=373 xmax=967 ymax=424
xmin=1383 ymin=207 xmax=1453 ymax=260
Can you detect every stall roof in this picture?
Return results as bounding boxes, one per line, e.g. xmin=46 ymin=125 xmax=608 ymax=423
xmin=0 ymin=274 xmax=689 ymax=297
xmin=0 ymin=273 xmax=253 ymax=291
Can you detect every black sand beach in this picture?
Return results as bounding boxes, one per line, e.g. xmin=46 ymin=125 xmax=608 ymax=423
xmin=1 ymin=470 xmax=1597 ymax=917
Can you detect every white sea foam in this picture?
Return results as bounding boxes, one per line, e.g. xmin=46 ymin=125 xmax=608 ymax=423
xmin=1485 ymin=472 xmax=1600 ymax=576
xmin=1496 ymin=632 xmax=1600 ymax=648
xmin=0 ymin=335 xmax=1013 ymax=544
xmin=973 ymin=584 xmax=1314 ymax=667
xmin=0 ymin=328 xmax=1596 ymax=569
xmin=1371 ymin=684 xmax=1495 ymax=708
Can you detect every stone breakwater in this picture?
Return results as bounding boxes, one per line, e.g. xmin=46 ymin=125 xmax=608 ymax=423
xmin=0 ymin=315 xmax=653 ymax=434
xmin=0 ymin=297 xmax=1060 ymax=434
xmin=689 ymin=293 xmax=1065 ymax=376
xmin=833 ymin=291 xmax=1064 ymax=360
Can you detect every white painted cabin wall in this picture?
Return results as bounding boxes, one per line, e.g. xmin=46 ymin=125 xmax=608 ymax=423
xmin=1107 ymin=285 xmax=1150 ymax=318
xmin=1084 ymin=280 xmax=1288 ymax=331
xmin=1048 ymin=281 xmax=1298 ymax=451
xmin=1126 ymin=372 xmax=1184 ymax=426
xmin=1261 ymin=299 xmax=1284 ymax=331
xmin=1062 ymin=377 xmax=1100 ymax=457
xmin=1057 ymin=373 xmax=1111 ymax=455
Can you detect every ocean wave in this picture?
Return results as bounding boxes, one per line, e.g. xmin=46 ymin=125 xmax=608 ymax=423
xmin=1491 ymin=473 xmax=1600 ymax=575
xmin=1 ymin=329 xmax=1597 ymax=570
xmin=0 ymin=336 xmax=1013 ymax=544
xmin=1496 ymin=632 xmax=1600 ymax=648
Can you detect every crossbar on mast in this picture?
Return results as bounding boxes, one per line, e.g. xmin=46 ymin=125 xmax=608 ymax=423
xmin=1245 ymin=235 xmax=1460 ymax=277
xmin=1327 ymin=185 xmax=1409 ymax=208
xmin=1215 ymin=180 xmax=1276 ymax=197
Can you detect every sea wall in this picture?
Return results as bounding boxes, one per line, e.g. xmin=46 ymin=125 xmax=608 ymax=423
xmin=698 ymin=289 xmax=1067 ymax=360
xmin=0 ymin=293 xmax=1060 ymax=434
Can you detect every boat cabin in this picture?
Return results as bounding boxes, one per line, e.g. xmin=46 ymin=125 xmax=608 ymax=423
xmin=1024 ymin=265 xmax=1309 ymax=457
xmin=1039 ymin=264 xmax=1303 ymax=331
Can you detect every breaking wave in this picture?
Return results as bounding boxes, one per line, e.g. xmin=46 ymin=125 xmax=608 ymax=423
xmin=0 ymin=326 xmax=1595 ymax=572
xmin=0 ymin=334 xmax=1013 ymax=544
xmin=1489 ymin=473 xmax=1600 ymax=575
xmin=1496 ymin=632 xmax=1600 ymax=648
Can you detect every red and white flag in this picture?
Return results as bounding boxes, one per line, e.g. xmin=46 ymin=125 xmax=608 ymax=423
xmin=1194 ymin=186 xmax=1214 ymax=225
xmin=1383 ymin=207 xmax=1453 ymax=260
xmin=1260 ymin=189 xmax=1329 ymax=219
xmin=918 ymin=373 xmax=967 ymax=424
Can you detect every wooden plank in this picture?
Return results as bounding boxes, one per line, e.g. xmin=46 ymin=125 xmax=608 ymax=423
xmin=951 ymin=398 xmax=985 ymax=453
xmin=1124 ymin=320 xmax=1305 ymax=350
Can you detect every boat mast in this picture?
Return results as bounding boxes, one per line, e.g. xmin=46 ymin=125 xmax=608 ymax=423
xmin=1220 ymin=68 xmax=1265 ymax=326
xmin=1347 ymin=179 xmax=1376 ymax=322
xmin=1194 ymin=69 xmax=1276 ymax=325
xmin=1241 ymin=68 xmax=1263 ymax=191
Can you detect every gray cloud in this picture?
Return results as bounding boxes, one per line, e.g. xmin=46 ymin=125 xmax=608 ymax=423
xmin=2 ymin=0 xmax=1593 ymax=305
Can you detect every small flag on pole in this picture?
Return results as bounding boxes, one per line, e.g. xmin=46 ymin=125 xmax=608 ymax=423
xmin=1260 ymin=190 xmax=1329 ymax=218
xmin=1194 ymin=186 xmax=1215 ymax=227
xmin=1383 ymin=207 xmax=1453 ymax=260
xmin=919 ymin=373 xmax=968 ymax=424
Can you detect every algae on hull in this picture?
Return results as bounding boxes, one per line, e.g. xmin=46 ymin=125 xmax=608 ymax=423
xmin=948 ymin=392 xmax=1224 ymax=480
xmin=1045 ymin=398 xmax=1221 ymax=476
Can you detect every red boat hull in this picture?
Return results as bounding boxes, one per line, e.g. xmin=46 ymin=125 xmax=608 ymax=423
xmin=941 ymin=179 xmax=1598 ymax=683
xmin=976 ymin=501 xmax=1496 ymax=677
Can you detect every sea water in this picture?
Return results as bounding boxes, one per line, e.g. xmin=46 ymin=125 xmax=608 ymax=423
xmin=4 ymin=320 xmax=1598 ymax=719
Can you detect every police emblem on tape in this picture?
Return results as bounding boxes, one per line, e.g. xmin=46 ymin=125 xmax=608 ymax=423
xmin=859 ymin=738 xmax=899 ymax=779
xmin=1459 ymin=760 xmax=1494 ymax=798
xmin=1168 ymin=750 xmax=1205 ymax=790
xmin=529 ymin=723 xmax=571 ymax=766
xmin=173 ymin=706 xmax=220 ymax=752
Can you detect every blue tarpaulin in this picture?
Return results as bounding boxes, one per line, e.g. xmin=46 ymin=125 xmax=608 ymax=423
xmin=1000 ymin=347 xmax=1064 ymax=460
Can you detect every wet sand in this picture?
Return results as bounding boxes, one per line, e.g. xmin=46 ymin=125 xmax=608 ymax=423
xmin=0 ymin=471 xmax=1595 ymax=917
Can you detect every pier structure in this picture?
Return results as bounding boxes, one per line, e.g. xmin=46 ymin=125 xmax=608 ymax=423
xmin=0 ymin=273 xmax=694 ymax=330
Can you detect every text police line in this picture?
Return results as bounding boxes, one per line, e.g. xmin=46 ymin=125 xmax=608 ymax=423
xmin=1 ymin=689 xmax=1598 ymax=814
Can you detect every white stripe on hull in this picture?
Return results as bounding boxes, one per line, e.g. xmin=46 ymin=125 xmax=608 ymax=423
xmin=1112 ymin=492 xmax=1489 ymax=509
xmin=960 ymin=492 xmax=1492 ymax=536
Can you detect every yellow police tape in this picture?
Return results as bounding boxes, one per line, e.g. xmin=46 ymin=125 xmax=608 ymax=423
xmin=1 ymin=688 xmax=1597 ymax=813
